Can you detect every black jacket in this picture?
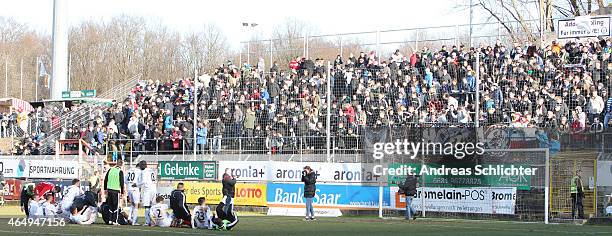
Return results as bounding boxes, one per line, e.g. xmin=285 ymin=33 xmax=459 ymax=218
xmin=301 ymin=171 xmax=317 ymax=198
xmin=170 ymin=189 xmax=190 ymax=216
xmin=398 ymin=175 xmax=418 ymax=197
xmin=222 ymin=174 xmax=236 ymax=197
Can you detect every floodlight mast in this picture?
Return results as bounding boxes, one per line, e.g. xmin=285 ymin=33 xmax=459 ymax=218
xmin=51 ymin=0 xmax=69 ymax=99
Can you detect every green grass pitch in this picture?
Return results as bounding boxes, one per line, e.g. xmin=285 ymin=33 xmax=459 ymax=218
xmin=0 ymin=206 xmax=610 ymax=235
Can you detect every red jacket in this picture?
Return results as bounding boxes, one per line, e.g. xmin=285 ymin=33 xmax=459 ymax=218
xmin=410 ymin=54 xmax=418 ymax=67
xmin=35 ymin=182 xmax=56 ymax=202
xmin=171 ymin=131 xmax=182 ymax=149
xmin=289 ymin=59 xmax=300 ymax=70
xmin=344 ymin=106 xmax=356 ymax=124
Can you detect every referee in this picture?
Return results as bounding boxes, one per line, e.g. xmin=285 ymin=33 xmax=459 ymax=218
xmin=104 ymin=159 xmax=125 ymax=225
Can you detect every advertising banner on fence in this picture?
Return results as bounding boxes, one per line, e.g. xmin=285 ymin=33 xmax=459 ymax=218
xmin=0 ymin=159 xmax=79 ymax=179
xmin=183 ymin=182 xmax=267 ymax=206
xmin=267 ymin=183 xmax=389 ymax=209
xmin=389 ymin=186 xmax=516 ymax=214
xmin=387 ymin=163 xmax=532 ymax=190
xmin=218 ymin=161 xmax=381 ymax=183
xmin=2 ymin=179 xmax=22 ymax=200
xmin=27 ymin=160 xmax=80 ymax=179
xmin=0 ymin=159 xmax=26 ymax=178
xmin=557 ymin=16 xmax=611 ymax=39
xmin=158 ymin=161 xmax=217 ymax=180
xmin=156 ymin=181 xmax=175 ymax=204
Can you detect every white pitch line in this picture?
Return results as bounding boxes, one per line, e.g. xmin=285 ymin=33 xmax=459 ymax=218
xmin=0 ymin=229 xmax=81 ymax=236
xmin=421 ymin=223 xmax=612 ymax=235
xmin=87 ymin=225 xmax=222 ymax=236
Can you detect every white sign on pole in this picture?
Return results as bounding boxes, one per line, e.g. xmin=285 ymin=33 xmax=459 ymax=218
xmin=557 ymin=16 xmax=611 ymax=39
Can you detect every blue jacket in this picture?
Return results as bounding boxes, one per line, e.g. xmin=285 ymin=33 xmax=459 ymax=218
xmin=196 ymin=127 xmax=208 ymax=145
xmin=606 ymin=97 xmax=612 ymax=113
xmin=424 ymin=71 xmax=434 ymax=87
xmin=164 ymin=115 xmax=174 ymax=130
xmin=466 ymin=75 xmax=476 ymax=92
xmin=260 ymin=90 xmax=270 ymax=104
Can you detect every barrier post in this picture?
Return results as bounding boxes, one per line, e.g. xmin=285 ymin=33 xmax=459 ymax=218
xmin=326 ymin=62 xmax=331 ymax=161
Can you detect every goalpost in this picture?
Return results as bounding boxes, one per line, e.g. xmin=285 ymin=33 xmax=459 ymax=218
xmin=378 ymin=148 xmax=550 ymax=224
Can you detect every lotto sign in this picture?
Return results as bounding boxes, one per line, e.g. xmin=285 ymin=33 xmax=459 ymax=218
xmin=557 ymin=16 xmax=611 ymax=39
xmin=183 ymin=182 xmax=267 ymax=206
xmin=158 ymin=161 xmax=217 ymax=180
xmin=390 ymin=186 xmax=516 ymax=214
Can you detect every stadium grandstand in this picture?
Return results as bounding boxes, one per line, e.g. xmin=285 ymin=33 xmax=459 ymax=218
xmin=5 ymin=39 xmax=611 ymax=157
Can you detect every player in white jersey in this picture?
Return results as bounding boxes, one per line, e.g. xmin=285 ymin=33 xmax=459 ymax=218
xmin=59 ymin=179 xmax=83 ymax=215
xmin=28 ymin=195 xmax=43 ymax=218
xmin=149 ymin=196 xmax=173 ymax=227
xmin=125 ymin=166 xmax=142 ymax=225
xmin=40 ymin=194 xmax=58 ymax=218
xmin=68 ymin=205 xmax=97 ymax=225
xmin=137 ymin=161 xmax=157 ymax=226
xmin=191 ymin=197 xmax=212 ymax=229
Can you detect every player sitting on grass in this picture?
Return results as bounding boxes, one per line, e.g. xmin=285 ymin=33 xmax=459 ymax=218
xmin=210 ymin=196 xmax=238 ymax=231
xmin=68 ymin=205 xmax=97 ymax=225
xmin=59 ymin=179 xmax=84 ymax=217
xmin=100 ymin=202 xmax=132 ymax=225
xmin=170 ymin=182 xmax=191 ymax=227
xmin=150 ymin=196 xmax=173 ymax=227
xmin=66 ymin=191 xmax=99 ymax=224
xmin=28 ymin=194 xmax=43 ymax=219
xmin=40 ymin=194 xmax=58 ymax=218
xmin=191 ymin=197 xmax=212 ymax=229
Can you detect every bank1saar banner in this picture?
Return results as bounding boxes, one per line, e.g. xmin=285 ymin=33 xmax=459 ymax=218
xmin=267 ymin=183 xmax=389 ymax=209
xmin=183 ymin=182 xmax=267 ymax=206
xmin=389 ymin=186 xmax=516 ymax=214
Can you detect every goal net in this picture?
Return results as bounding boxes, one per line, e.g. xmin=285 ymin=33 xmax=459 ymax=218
xmin=378 ymin=148 xmax=550 ymax=223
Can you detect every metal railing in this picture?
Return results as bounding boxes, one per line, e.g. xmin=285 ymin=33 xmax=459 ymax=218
xmin=98 ymin=73 xmax=142 ymax=101
xmin=102 ymin=130 xmax=611 ymax=162
xmin=105 ymin=135 xmax=363 ymax=161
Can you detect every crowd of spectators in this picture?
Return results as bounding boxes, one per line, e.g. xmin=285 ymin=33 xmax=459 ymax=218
xmin=9 ymin=37 xmax=612 ymax=156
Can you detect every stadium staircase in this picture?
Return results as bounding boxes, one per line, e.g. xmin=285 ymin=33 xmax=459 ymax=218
xmin=38 ymin=74 xmax=142 ymax=154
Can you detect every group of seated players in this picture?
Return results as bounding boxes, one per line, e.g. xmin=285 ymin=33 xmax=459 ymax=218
xmin=23 ymin=180 xmax=238 ymax=230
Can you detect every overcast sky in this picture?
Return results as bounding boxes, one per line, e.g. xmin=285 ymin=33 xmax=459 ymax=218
xmin=0 ymin=0 xmax=480 ymax=48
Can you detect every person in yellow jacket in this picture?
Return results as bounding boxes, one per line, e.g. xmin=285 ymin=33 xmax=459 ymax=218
xmin=570 ymin=169 xmax=584 ymax=219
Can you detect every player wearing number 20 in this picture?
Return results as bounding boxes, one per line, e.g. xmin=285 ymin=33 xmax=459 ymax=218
xmin=137 ymin=161 xmax=157 ymax=226
xmin=125 ymin=165 xmax=142 ymax=225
